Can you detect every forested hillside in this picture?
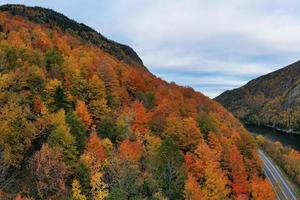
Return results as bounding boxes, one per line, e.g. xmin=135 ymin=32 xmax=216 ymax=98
xmin=0 ymin=4 xmax=273 ymax=200
xmin=256 ymin=135 xmax=300 ymax=189
xmin=216 ymin=60 xmax=300 ymax=132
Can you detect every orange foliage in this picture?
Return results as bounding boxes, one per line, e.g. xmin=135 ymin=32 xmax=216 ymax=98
xmin=235 ymin=194 xmax=249 ymax=200
xmin=98 ymin=62 xmax=121 ymax=100
xmin=131 ymin=101 xmax=150 ymax=138
xmin=207 ymin=132 xmax=222 ymax=161
xmin=251 ymin=177 xmax=275 ymax=200
xmin=185 ymin=141 xmax=230 ymax=199
xmin=85 ymin=132 xmax=106 ymax=162
xmin=184 ymin=175 xmax=204 ymax=200
xmin=75 ymin=100 xmax=92 ymax=127
xmin=124 ymin=69 xmax=148 ymax=94
xmin=31 ymin=26 xmax=53 ymax=51
xmin=7 ymin=30 xmax=28 ymax=47
xmin=119 ymin=139 xmax=143 ymax=162
xmin=228 ymin=146 xmax=249 ymax=197
xmin=14 ymin=194 xmax=32 ymax=200
xmin=14 ymin=194 xmax=26 ymax=200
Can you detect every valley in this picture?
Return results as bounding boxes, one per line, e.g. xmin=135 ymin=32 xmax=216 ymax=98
xmin=246 ymin=124 xmax=300 ymax=151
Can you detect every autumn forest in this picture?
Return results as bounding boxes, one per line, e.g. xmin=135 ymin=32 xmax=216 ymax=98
xmin=0 ymin=4 xmax=279 ymax=200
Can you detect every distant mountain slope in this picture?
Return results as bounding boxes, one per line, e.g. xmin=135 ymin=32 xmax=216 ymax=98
xmin=0 ymin=4 xmax=144 ymax=68
xmin=216 ymin=60 xmax=300 ymax=131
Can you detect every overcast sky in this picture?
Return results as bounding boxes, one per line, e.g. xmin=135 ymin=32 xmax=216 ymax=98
xmin=2 ymin=0 xmax=300 ymax=97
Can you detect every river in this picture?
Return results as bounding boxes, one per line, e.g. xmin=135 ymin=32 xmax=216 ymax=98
xmin=245 ymin=124 xmax=300 ymax=152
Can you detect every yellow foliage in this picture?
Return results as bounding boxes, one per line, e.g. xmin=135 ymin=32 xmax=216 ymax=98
xmin=90 ymin=172 xmax=108 ymax=200
xmin=80 ymin=152 xmax=102 ymax=176
xmin=89 ymin=99 xmax=110 ymax=122
xmin=44 ymin=79 xmax=61 ymax=106
xmin=72 ymin=179 xmax=87 ymax=200
xmin=102 ymin=138 xmax=113 ymax=155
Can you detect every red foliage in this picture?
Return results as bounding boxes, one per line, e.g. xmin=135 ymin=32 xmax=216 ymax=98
xmin=33 ymin=96 xmax=43 ymax=114
xmin=229 ymin=146 xmax=249 ymax=197
xmin=131 ymin=101 xmax=150 ymax=138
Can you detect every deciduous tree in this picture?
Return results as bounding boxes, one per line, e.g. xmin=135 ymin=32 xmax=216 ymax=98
xmin=72 ymin=179 xmax=87 ymax=200
xmin=251 ymin=177 xmax=275 ymax=200
xmin=228 ymin=146 xmax=249 ymax=198
xmin=163 ymin=114 xmax=202 ymax=151
xmin=119 ymin=139 xmax=142 ymax=162
xmin=89 ymin=99 xmax=110 ymax=123
xmin=90 ymin=172 xmax=108 ymax=200
xmin=131 ymin=101 xmax=150 ymax=139
xmin=48 ymin=110 xmax=78 ymax=169
xmin=75 ymin=100 xmax=92 ymax=127
xmin=29 ymin=144 xmax=69 ymax=200
xmin=184 ymin=175 xmax=204 ymax=200
xmin=0 ymin=98 xmax=37 ymax=166
xmin=81 ymin=132 xmax=106 ymax=175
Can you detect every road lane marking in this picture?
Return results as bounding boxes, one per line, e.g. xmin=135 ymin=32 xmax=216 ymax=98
xmin=261 ymin=158 xmax=289 ymax=200
xmin=262 ymin=168 xmax=284 ymax=200
xmin=258 ymin=150 xmax=298 ymax=200
xmin=259 ymin=151 xmax=298 ymax=200
xmin=259 ymin=152 xmax=292 ymax=200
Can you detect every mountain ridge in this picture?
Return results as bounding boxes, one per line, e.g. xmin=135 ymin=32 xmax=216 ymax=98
xmin=216 ymin=60 xmax=300 ymax=131
xmin=0 ymin=4 xmax=145 ymax=68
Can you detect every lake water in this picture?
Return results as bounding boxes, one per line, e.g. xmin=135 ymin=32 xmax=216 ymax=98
xmin=245 ymin=124 xmax=300 ymax=152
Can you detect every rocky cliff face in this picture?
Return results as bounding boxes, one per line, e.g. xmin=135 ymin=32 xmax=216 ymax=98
xmin=216 ymin=60 xmax=300 ymax=131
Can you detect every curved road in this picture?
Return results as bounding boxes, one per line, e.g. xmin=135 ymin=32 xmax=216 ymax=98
xmin=258 ymin=150 xmax=298 ymax=200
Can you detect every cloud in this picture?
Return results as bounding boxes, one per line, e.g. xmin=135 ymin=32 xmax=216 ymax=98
xmin=153 ymin=71 xmax=249 ymax=98
xmin=143 ymin=50 xmax=275 ymax=76
xmin=105 ymin=0 xmax=300 ymax=97
xmin=2 ymin=0 xmax=300 ymax=97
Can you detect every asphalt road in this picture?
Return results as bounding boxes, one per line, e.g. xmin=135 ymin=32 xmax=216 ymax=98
xmin=258 ymin=150 xmax=298 ymax=200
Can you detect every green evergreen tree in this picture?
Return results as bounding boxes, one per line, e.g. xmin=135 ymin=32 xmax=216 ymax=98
xmin=136 ymin=91 xmax=155 ymax=109
xmin=197 ymin=112 xmax=218 ymax=138
xmin=45 ymin=48 xmax=64 ymax=77
xmin=66 ymin=112 xmax=87 ymax=153
xmin=54 ymin=85 xmax=71 ymax=111
xmin=96 ymin=118 xmax=118 ymax=143
xmin=76 ymin=162 xmax=91 ymax=198
xmin=154 ymin=137 xmax=185 ymax=200
xmin=48 ymin=110 xmax=78 ymax=170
